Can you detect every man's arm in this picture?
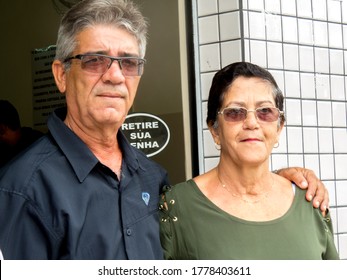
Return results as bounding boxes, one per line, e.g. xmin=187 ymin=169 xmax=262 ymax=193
xmin=0 ymin=193 xmax=57 ymax=259
xmin=276 ymin=167 xmax=329 ymax=213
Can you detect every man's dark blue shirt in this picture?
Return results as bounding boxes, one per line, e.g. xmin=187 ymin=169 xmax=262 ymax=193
xmin=0 ymin=108 xmax=169 ymax=259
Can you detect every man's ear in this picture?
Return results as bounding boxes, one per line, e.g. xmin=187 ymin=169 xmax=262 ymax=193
xmin=52 ymin=60 xmax=67 ymax=93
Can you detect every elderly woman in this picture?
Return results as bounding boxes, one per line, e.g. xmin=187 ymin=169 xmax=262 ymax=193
xmin=160 ymin=62 xmax=338 ymax=259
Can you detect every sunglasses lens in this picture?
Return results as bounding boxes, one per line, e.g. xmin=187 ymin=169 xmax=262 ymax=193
xmin=223 ymin=108 xmax=247 ymax=122
xmin=221 ymin=107 xmax=280 ymax=122
xmin=80 ymin=55 xmax=109 ymax=73
xmin=120 ymin=58 xmax=144 ymax=76
xmin=256 ymin=107 xmax=279 ymax=122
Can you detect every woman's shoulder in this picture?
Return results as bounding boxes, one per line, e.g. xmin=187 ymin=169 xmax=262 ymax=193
xmin=162 ymin=179 xmax=197 ymax=196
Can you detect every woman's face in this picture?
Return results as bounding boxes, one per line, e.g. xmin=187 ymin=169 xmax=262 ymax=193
xmin=210 ymin=76 xmax=283 ymax=167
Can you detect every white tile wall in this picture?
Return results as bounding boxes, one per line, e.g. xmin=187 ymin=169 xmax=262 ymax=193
xmin=200 ymin=72 xmax=215 ymax=101
xmin=315 ymin=47 xmax=330 ymax=73
xmin=343 ymin=1 xmax=347 ymax=24
xmin=249 ymin=40 xmax=267 ymax=67
xmin=302 ymin=100 xmax=317 ymax=126
xmin=299 ymin=46 xmax=315 ymax=72
xmin=317 ymin=101 xmax=332 ymax=126
xmin=267 ymin=42 xmax=283 ymax=69
xmin=304 ymin=154 xmax=320 ymax=176
xmin=221 ymin=40 xmax=242 ymax=67
xmin=337 ymin=208 xmax=347 ymax=232
xmin=329 ymin=23 xmax=343 ymax=48
xmin=219 ymin=12 xmax=241 ymax=40
xmin=249 ymin=11 xmax=266 ymax=39
xmin=297 ymin=0 xmax=313 ymax=19
xmin=193 ymin=0 xmax=347 ymax=259
xmin=315 ymin=74 xmax=331 ymax=99
xmin=336 ymin=181 xmax=347 ymax=205
xmin=303 ymin=127 xmax=319 ymax=153
xmin=288 ymin=154 xmax=304 ymax=167
xmin=330 ymin=75 xmax=345 ymax=100
xmin=218 ymin=0 xmax=239 ymax=12
xmin=270 ymin=70 xmax=285 ymax=93
xmin=327 ymin=0 xmax=342 ymax=23
xmin=282 ymin=16 xmax=298 ymax=43
xmin=281 ymin=0 xmax=296 ymax=16
xmin=265 ymin=14 xmax=282 ymax=41
xmin=320 ymin=154 xmax=335 ymax=179
xmin=300 ymin=73 xmax=316 ymax=98
xmin=287 ymin=127 xmax=303 ymax=153
xmin=248 ymin=0 xmax=264 ymax=11
xmin=318 ymin=128 xmax=334 ymax=153
xmin=335 ymin=155 xmax=347 ymax=180
xmin=265 ymin=0 xmax=281 ymax=14
xmin=199 ymin=44 xmax=220 ymax=72
xmin=285 ymin=99 xmax=302 ymax=125
xmin=312 ymin=0 xmax=327 ymax=20
xmin=198 ymin=16 xmax=219 ymax=44
xmin=313 ymin=21 xmax=328 ymax=47
xmin=332 ymin=102 xmax=346 ymax=127
xmin=284 ymin=71 xmax=301 ymax=97
xmin=271 ymin=153 xmax=289 ymax=169
xmin=334 ymin=128 xmax=347 ymax=153
xmin=298 ymin=19 xmax=314 ymax=45
xmin=325 ymin=180 xmax=336 ymax=206
xmin=197 ymin=0 xmax=218 ymax=16
xmin=339 ymin=234 xmax=347 ymax=259
xmin=283 ymin=44 xmax=299 ymax=70
xmin=330 ymin=49 xmax=344 ymax=75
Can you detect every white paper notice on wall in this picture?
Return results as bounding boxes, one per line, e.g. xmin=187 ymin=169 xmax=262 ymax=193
xmin=31 ymin=45 xmax=66 ymax=131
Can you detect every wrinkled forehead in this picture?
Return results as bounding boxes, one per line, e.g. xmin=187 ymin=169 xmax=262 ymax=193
xmin=74 ymin=25 xmax=140 ymax=56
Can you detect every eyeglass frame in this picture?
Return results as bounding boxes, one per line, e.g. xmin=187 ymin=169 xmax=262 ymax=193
xmin=218 ymin=106 xmax=284 ymax=123
xmin=63 ymin=53 xmax=146 ymax=76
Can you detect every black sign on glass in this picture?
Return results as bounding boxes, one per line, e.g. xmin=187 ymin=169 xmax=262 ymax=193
xmin=121 ymin=113 xmax=170 ymax=157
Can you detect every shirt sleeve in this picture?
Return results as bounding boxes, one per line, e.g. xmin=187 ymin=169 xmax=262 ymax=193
xmin=0 ymin=191 xmax=60 ymax=259
xmin=159 ymin=185 xmax=176 ymax=260
xmin=322 ymin=210 xmax=340 ymax=260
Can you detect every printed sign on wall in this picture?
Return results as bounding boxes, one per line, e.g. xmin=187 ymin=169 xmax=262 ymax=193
xmin=31 ymin=45 xmax=65 ymax=131
xmin=122 ymin=113 xmax=170 ymax=157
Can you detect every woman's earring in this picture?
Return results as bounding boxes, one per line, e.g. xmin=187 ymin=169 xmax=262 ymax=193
xmin=214 ymin=143 xmax=221 ymax=150
xmin=273 ymin=142 xmax=279 ymax=148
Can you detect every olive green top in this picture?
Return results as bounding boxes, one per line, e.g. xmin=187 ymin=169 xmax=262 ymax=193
xmin=159 ymin=179 xmax=339 ymax=260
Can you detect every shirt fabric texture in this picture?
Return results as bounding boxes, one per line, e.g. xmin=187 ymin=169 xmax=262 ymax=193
xmin=0 ymin=107 xmax=169 ymax=259
xmin=160 ymin=179 xmax=339 ymax=260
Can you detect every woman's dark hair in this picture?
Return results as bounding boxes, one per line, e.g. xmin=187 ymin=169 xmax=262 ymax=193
xmin=206 ymin=62 xmax=285 ymax=128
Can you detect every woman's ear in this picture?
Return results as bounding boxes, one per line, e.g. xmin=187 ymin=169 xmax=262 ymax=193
xmin=209 ymin=123 xmax=220 ymax=145
xmin=275 ymin=121 xmax=284 ymax=143
xmin=278 ymin=120 xmax=284 ymax=131
xmin=52 ymin=60 xmax=67 ymax=94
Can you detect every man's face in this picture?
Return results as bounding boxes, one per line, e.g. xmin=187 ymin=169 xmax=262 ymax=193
xmin=53 ymin=25 xmax=142 ymax=131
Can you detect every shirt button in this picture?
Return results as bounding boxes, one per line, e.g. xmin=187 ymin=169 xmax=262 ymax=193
xmin=126 ymin=229 xmax=132 ymax=236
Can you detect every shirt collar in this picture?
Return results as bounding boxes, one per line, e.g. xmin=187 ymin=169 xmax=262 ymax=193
xmin=48 ymin=107 xmax=146 ymax=182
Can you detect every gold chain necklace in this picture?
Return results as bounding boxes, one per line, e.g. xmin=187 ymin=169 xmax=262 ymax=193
xmin=217 ymin=169 xmax=274 ymax=204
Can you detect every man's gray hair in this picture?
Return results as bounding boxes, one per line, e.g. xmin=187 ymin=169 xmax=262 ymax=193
xmin=55 ymin=0 xmax=148 ymax=63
